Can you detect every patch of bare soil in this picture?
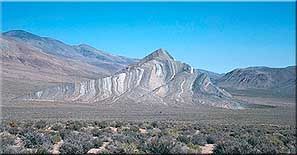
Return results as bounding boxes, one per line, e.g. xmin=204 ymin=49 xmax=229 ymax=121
xmin=201 ymin=144 xmax=215 ymax=154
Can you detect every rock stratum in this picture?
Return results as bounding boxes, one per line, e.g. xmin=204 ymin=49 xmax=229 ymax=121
xmin=19 ymin=49 xmax=242 ymax=109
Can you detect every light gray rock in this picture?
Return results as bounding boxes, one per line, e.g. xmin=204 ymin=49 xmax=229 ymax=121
xmin=19 ymin=48 xmax=243 ymax=109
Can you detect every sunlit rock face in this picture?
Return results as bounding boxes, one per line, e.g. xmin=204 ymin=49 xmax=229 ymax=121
xmin=20 ymin=49 xmax=242 ymax=109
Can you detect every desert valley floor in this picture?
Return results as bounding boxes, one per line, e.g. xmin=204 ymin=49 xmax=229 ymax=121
xmin=1 ymin=78 xmax=295 ymax=125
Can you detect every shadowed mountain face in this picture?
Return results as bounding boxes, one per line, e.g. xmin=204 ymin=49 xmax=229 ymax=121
xmin=216 ymin=66 xmax=296 ymax=97
xmin=2 ymin=30 xmax=137 ymax=75
xmin=19 ymin=49 xmax=242 ymax=109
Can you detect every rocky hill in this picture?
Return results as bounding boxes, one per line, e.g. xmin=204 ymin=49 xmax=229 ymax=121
xmin=19 ymin=49 xmax=242 ymax=109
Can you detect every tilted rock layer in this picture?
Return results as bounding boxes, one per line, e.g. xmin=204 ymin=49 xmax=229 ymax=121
xmin=20 ymin=49 xmax=241 ymax=109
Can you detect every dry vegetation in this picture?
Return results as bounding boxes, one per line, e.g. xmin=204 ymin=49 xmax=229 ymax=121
xmin=0 ymin=120 xmax=295 ymax=154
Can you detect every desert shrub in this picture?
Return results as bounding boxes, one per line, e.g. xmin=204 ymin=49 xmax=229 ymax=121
xmin=110 ymin=121 xmax=124 ymax=128
xmin=143 ymin=136 xmax=176 ymax=154
xmin=191 ymin=134 xmax=207 ymax=145
xmin=187 ymin=143 xmax=202 ymax=153
xmin=99 ymin=125 xmax=110 ymax=132
xmin=60 ymin=128 xmax=71 ymax=140
xmin=213 ymin=135 xmax=282 ymax=154
xmin=59 ymin=131 xmax=95 ymax=154
xmin=111 ymin=133 xmax=126 ymax=145
xmin=129 ymin=125 xmax=139 ymax=132
xmin=90 ymin=127 xmax=103 ymax=137
xmin=65 ymin=121 xmax=82 ymax=131
xmin=121 ymin=143 xmax=141 ymax=153
xmin=177 ymin=134 xmax=191 ymax=144
xmin=7 ymin=127 xmax=21 ymax=135
xmin=0 ymin=132 xmax=16 ymax=146
xmin=137 ymin=122 xmax=145 ymax=128
xmin=35 ymin=146 xmax=50 ymax=154
xmin=166 ymin=128 xmax=179 ymax=138
xmin=170 ymin=142 xmax=190 ymax=154
xmin=143 ymin=122 xmax=153 ymax=130
xmin=1 ymin=120 xmax=295 ymax=154
xmin=96 ymin=121 xmax=108 ymax=129
xmin=0 ymin=124 xmax=7 ymax=133
xmin=51 ymin=122 xmax=64 ymax=131
xmin=106 ymin=144 xmax=125 ymax=153
xmin=92 ymin=137 xmax=104 ymax=148
xmin=119 ymin=133 xmax=138 ymax=144
xmin=247 ymin=135 xmax=261 ymax=146
xmin=22 ymin=121 xmax=34 ymax=129
xmin=34 ymin=120 xmax=47 ymax=129
xmin=151 ymin=121 xmax=158 ymax=128
xmin=150 ymin=128 xmax=162 ymax=137
xmin=0 ymin=145 xmax=27 ymax=154
xmin=213 ymin=138 xmax=244 ymax=154
xmin=21 ymin=130 xmax=52 ymax=151
xmin=49 ymin=132 xmax=61 ymax=144
xmin=8 ymin=121 xmax=17 ymax=128
xmin=206 ymin=135 xmax=216 ymax=144
xmin=60 ymin=142 xmax=82 ymax=154
xmin=180 ymin=129 xmax=194 ymax=136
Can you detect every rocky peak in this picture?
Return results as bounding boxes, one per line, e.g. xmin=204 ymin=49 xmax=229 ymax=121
xmin=18 ymin=47 xmax=242 ymax=109
xmin=142 ymin=48 xmax=174 ymax=62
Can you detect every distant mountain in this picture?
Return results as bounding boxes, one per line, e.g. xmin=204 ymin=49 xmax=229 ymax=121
xmin=216 ymin=66 xmax=296 ymax=97
xmin=2 ymin=30 xmax=137 ymax=74
xmin=20 ymin=49 xmax=243 ymax=109
xmin=0 ymin=36 xmax=107 ymax=82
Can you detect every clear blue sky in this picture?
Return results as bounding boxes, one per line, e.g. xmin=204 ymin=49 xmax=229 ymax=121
xmin=1 ymin=2 xmax=295 ymax=73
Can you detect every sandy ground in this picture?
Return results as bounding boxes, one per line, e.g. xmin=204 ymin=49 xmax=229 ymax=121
xmin=201 ymin=144 xmax=215 ymax=154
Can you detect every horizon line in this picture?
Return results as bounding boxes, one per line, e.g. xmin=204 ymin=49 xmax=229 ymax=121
xmin=2 ymin=29 xmax=295 ymax=74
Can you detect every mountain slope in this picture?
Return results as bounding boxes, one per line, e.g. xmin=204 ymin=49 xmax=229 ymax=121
xmin=0 ymin=37 xmax=108 ymax=83
xmin=196 ymin=69 xmax=224 ymax=83
xmin=2 ymin=30 xmax=137 ymax=74
xmin=19 ymin=49 xmax=242 ymax=109
xmin=216 ymin=66 xmax=296 ymax=97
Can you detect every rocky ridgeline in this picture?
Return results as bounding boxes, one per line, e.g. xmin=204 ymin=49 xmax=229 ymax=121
xmin=20 ymin=49 xmax=241 ymax=109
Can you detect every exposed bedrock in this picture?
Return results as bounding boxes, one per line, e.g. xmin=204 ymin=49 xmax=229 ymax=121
xmin=20 ymin=49 xmax=242 ymax=109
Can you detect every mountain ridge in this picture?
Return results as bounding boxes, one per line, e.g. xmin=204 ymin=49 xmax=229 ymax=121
xmin=2 ymin=30 xmax=137 ymax=74
xmin=19 ymin=48 xmax=242 ymax=109
xmin=215 ymin=66 xmax=296 ymax=97
xmin=2 ymin=30 xmax=295 ymax=109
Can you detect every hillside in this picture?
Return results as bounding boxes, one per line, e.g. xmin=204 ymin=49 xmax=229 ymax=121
xmin=215 ymin=66 xmax=296 ymax=97
xmin=19 ymin=49 xmax=242 ymax=109
xmin=1 ymin=30 xmax=137 ymax=81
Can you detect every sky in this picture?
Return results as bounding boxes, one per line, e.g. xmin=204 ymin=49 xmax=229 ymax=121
xmin=1 ymin=2 xmax=296 ymax=73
